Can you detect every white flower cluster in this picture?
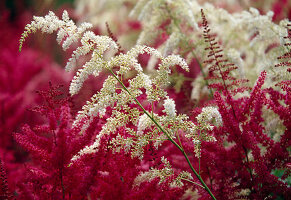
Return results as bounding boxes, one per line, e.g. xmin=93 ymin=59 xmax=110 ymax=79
xmin=184 ymin=107 xmax=222 ymax=157
xmin=122 ymin=0 xmax=289 ymax=100
xmin=196 ymin=107 xmax=223 ymax=131
xmin=19 ymin=11 xmax=218 ymax=170
xmin=66 ymin=31 xmax=118 ymax=72
xmin=134 ymin=156 xmax=193 ymax=187
xmin=137 ymin=114 xmax=153 ymax=134
xmin=19 ymin=10 xmax=93 ymax=51
xmin=130 ymin=0 xmax=197 ymax=45
xmin=163 ymin=97 xmax=176 ymax=118
xmin=194 ymin=4 xmax=289 ymax=87
xmin=72 ymin=43 xmax=189 ymax=130
xmin=163 ymin=31 xmax=182 ymax=56
xmin=70 ymin=134 xmax=102 ymax=163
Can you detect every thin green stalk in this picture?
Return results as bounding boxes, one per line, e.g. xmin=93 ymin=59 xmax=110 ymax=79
xmin=198 ymin=158 xmax=201 ymax=175
xmin=151 ymin=102 xmax=154 ymax=118
xmin=176 ymin=131 xmax=183 ymax=148
xmin=107 ymin=68 xmax=216 ymax=200
xmin=180 ymin=178 xmax=205 ymax=189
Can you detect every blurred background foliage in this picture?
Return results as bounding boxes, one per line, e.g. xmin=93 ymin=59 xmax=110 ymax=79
xmin=1 ymin=0 xmax=74 ymax=17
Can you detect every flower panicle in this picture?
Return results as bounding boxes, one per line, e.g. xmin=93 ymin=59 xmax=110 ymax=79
xmin=273 ymin=22 xmax=291 ymax=91
xmin=201 ymin=9 xmax=250 ymax=95
xmin=19 ymin=10 xmax=91 ymax=52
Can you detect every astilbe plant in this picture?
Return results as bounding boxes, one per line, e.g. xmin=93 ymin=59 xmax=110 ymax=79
xmin=13 ymin=84 xmax=127 ymax=199
xmin=0 ymin=9 xmax=73 ymax=197
xmin=13 ymin=84 xmax=102 ymax=199
xmin=19 ymin=10 xmax=221 ymax=199
xmin=199 ymin=72 xmax=290 ymax=199
xmin=189 ymin=9 xmax=291 ymax=200
xmin=16 ymin=3 xmax=291 ymax=200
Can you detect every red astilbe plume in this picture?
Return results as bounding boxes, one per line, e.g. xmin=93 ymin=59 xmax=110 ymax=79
xmin=0 ymin=12 xmax=71 ymax=198
xmin=200 ymin=9 xmax=250 ymax=96
xmin=0 ymin=159 xmax=14 ymax=200
xmin=200 ymin=8 xmax=251 ymax=127
xmin=13 ymin=84 xmax=107 ymax=199
xmin=195 ymin=71 xmax=291 ymax=199
xmin=13 ymin=84 xmax=165 ymax=200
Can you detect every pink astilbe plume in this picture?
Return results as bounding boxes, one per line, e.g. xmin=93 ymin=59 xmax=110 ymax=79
xmin=0 ymin=13 xmax=69 ymax=148
xmin=0 ymin=10 xmax=72 ymax=197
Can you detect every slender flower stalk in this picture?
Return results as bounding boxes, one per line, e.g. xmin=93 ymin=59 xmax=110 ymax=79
xmin=19 ymin=10 xmax=218 ymax=199
xmin=107 ymin=68 xmax=217 ymax=200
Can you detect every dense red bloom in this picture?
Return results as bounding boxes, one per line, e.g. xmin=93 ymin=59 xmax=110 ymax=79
xmin=0 ymin=10 xmax=71 ymax=196
xmin=195 ymin=71 xmax=291 ymax=199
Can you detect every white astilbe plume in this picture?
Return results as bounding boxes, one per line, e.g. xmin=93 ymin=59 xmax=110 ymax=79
xmin=137 ymin=114 xmax=153 ymax=134
xmin=72 ymin=44 xmax=188 ymax=129
xmin=129 ymin=73 xmax=153 ymax=99
xmin=155 ymin=55 xmax=189 ymax=86
xmin=184 ymin=107 xmax=221 ymax=157
xmin=19 ymin=10 xmax=93 ymax=51
xmin=163 ymin=31 xmax=182 ymax=56
xmin=73 ymin=75 xmax=118 ymax=127
xmin=69 ymin=33 xmax=119 ymax=95
xmin=130 ymin=0 xmax=198 ymax=45
xmin=197 ymin=4 xmax=288 ymax=85
xmin=69 ymin=56 xmax=104 ymax=95
xmin=66 ymin=31 xmax=118 ymax=72
xmin=128 ymin=0 xmax=288 ymax=89
xmin=129 ymin=0 xmax=148 ymax=18
xmin=226 ymin=48 xmax=245 ymax=78
xmin=196 ymin=107 xmax=223 ymax=129
xmin=70 ymin=134 xmax=102 ymax=164
xmin=163 ymin=97 xmax=176 ymax=118
xmin=19 ymin=10 xmax=216 ymax=164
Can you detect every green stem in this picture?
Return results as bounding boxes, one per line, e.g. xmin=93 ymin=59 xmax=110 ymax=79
xmin=107 ymin=68 xmax=216 ymax=200
xmin=176 ymin=131 xmax=183 ymax=148
xmin=151 ymin=102 xmax=154 ymax=118
xmin=198 ymin=157 xmax=201 ymax=175
xmin=180 ymin=178 xmax=205 ymax=189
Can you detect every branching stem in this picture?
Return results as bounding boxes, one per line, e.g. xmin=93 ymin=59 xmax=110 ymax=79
xmin=107 ymin=68 xmax=216 ymax=200
xmin=180 ymin=178 xmax=205 ymax=189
